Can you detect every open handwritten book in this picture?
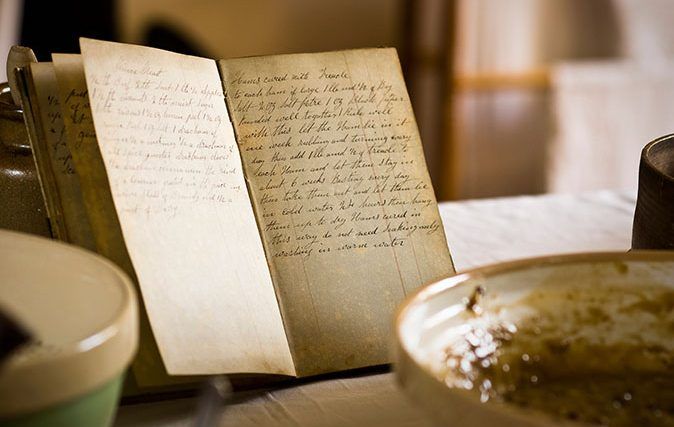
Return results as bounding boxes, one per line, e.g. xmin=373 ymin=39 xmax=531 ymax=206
xmin=18 ymin=38 xmax=454 ymax=387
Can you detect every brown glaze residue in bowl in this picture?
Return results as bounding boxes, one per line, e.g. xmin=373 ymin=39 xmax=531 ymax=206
xmin=435 ymin=284 xmax=674 ymax=427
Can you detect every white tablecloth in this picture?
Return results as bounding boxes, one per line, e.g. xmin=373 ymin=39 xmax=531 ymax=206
xmin=115 ymin=190 xmax=636 ymax=427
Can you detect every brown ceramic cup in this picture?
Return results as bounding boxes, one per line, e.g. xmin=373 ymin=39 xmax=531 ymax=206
xmin=632 ymin=133 xmax=674 ymax=250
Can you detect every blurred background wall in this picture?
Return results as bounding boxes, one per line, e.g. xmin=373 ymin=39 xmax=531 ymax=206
xmin=4 ymin=0 xmax=674 ymax=201
xmin=0 ymin=0 xmax=22 ymax=82
xmin=448 ymin=0 xmax=621 ymax=199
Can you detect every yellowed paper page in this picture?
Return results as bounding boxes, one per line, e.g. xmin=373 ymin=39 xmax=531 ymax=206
xmin=219 ymin=49 xmax=454 ymax=375
xmin=27 ymin=62 xmax=96 ymax=250
xmin=79 ymin=38 xmax=294 ymax=376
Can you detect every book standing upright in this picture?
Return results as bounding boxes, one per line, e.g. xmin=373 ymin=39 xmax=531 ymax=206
xmin=16 ymin=38 xmax=455 ymax=392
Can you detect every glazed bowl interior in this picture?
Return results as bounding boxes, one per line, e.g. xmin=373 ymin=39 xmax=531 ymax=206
xmin=395 ymin=252 xmax=674 ymax=427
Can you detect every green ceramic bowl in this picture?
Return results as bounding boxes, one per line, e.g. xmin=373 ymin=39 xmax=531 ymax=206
xmin=0 ymin=230 xmax=138 ymax=427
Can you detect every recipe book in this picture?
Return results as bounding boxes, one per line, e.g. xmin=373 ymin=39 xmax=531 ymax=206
xmin=16 ymin=38 xmax=455 ymax=389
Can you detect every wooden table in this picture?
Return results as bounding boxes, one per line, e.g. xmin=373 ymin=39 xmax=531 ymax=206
xmin=115 ymin=190 xmax=636 ymax=427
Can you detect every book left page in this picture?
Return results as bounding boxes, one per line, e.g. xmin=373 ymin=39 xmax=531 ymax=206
xmin=79 ymin=38 xmax=294 ymax=376
xmin=27 ymin=62 xmax=96 ymax=250
xmin=52 ymin=53 xmax=190 ymax=388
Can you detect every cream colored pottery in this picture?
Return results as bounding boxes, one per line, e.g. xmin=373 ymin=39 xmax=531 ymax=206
xmin=0 ymin=229 xmax=138 ymax=426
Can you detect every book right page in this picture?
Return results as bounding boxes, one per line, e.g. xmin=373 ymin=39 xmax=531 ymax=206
xmin=219 ymin=49 xmax=454 ymax=376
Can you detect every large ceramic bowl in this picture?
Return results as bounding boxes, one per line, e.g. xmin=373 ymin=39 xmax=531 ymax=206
xmin=395 ymin=251 xmax=674 ymax=427
xmin=0 ymin=230 xmax=138 ymax=427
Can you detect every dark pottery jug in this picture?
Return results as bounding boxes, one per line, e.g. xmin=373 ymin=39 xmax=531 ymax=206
xmin=0 ymin=82 xmax=50 ymax=236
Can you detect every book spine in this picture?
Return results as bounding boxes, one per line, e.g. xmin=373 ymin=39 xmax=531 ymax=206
xmin=14 ymin=67 xmax=67 ymax=241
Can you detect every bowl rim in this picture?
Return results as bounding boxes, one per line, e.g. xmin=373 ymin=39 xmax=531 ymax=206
xmin=395 ymin=250 xmax=674 ymax=426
